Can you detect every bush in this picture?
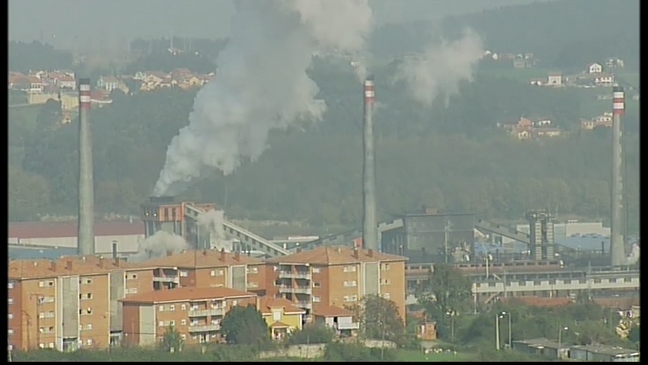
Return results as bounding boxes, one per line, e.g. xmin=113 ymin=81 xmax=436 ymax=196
xmin=287 ymin=325 xmax=335 ymax=345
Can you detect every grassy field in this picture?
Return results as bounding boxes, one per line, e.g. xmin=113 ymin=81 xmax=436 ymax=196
xmin=393 ymin=349 xmax=475 ymax=362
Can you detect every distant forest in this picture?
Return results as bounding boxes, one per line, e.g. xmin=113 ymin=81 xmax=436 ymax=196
xmin=8 ymin=0 xmax=640 ymax=235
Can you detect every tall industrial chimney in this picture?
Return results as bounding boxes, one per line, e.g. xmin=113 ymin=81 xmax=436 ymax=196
xmin=610 ymin=85 xmax=625 ymax=267
xmin=362 ymin=76 xmax=378 ymax=252
xmin=77 ymin=78 xmax=95 ymax=256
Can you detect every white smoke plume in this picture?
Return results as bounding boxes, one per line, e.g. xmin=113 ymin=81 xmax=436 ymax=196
xmin=153 ymin=0 xmax=373 ymax=197
xmin=129 ymin=230 xmax=189 ymax=263
xmin=394 ymin=29 xmax=483 ymax=108
xmin=197 ymin=209 xmax=230 ymax=251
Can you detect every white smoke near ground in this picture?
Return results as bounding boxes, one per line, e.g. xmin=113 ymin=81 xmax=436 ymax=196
xmin=394 ymin=29 xmax=483 ymax=108
xmin=129 ymin=230 xmax=189 ymax=263
xmin=196 ymin=209 xmax=231 ymax=251
xmin=626 ymin=242 xmax=640 ymax=265
xmin=153 ymin=0 xmax=373 ymax=197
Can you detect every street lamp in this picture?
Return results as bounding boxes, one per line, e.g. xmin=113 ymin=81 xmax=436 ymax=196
xmin=486 ymin=254 xmax=493 ymax=279
xmin=495 ymin=314 xmax=500 ymax=350
xmin=558 ymin=326 xmax=569 ymax=359
xmin=500 ymin=311 xmax=512 ymax=349
xmin=447 ymin=309 xmax=457 ymax=343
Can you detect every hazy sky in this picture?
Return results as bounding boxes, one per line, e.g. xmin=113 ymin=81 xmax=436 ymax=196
xmin=9 ymin=0 xmax=554 ymax=49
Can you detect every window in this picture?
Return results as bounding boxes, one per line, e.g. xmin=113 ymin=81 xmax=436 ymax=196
xmin=312 ymin=267 xmax=321 ymax=274
xmin=312 ymin=296 xmax=321 ymax=302
xmin=8 ymin=298 xmax=12 ymax=305
xmin=80 ymin=293 xmax=93 ymax=300
xmin=49 ymin=343 xmax=54 ymax=348
xmin=181 ymin=304 xmax=187 ymax=311
xmin=563 ymin=279 xmax=572 ymax=285
xmin=382 ymin=263 xmax=390 ymax=271
xmin=518 ymin=281 xmax=526 ymax=286
xmin=181 ymin=319 xmax=187 ymax=326
xmin=84 ymin=279 xmax=93 ymax=285
xmin=624 ymin=277 xmax=632 ymax=283
xmin=8 ymin=329 xmax=13 ymax=335
xmin=594 ymin=279 xmax=601 ymax=284
xmin=247 ymin=267 xmax=258 ymax=274
xmin=126 ymin=288 xmax=138 ymax=294
xmin=180 ymin=334 xmax=187 ymax=340
xmin=158 ymin=321 xmax=164 ymax=327
xmin=86 ymin=339 xmax=93 ymax=346
xmin=273 ymin=310 xmax=281 ymax=321
xmin=549 ymin=279 xmax=556 ymax=285
xmin=381 ymin=279 xmax=390 ymax=285
xmin=169 ymin=305 xmax=176 ymax=311
xmin=159 ymin=305 xmax=165 ymax=312
xmin=42 ymin=296 xmax=55 ymax=303
xmin=488 ymin=282 xmax=496 ymax=287
xmin=383 ymin=293 xmax=391 ymax=299
xmin=211 ymin=269 xmax=224 ymax=277
xmin=179 ymin=271 xmax=188 ymax=277
xmin=86 ymin=324 xmax=93 ymax=330
xmin=533 ymin=280 xmax=541 ymax=286
xmin=608 ymin=278 xmax=617 ymax=283
xmin=343 ymin=295 xmax=357 ymax=302
xmin=48 ymin=281 xmax=54 ymax=287
xmin=579 ymin=279 xmax=587 ymax=284
xmin=248 ymin=282 xmax=258 ymax=288
xmin=8 ymin=313 xmax=14 ymax=320
xmin=344 ymin=281 xmax=357 ymax=287
xmin=343 ymin=266 xmax=357 ymax=273
xmin=232 ymin=300 xmax=238 ymax=306
xmin=39 ymin=281 xmax=45 ymax=288
xmin=170 ymin=320 xmax=176 ymax=326
xmin=8 ymin=282 xmax=14 ymax=289
xmin=313 ymin=282 xmax=321 ymax=288
xmin=39 ymin=343 xmax=45 ymax=349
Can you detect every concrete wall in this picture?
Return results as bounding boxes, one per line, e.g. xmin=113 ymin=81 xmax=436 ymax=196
xmin=363 ymin=262 xmax=379 ymax=296
xmin=10 ymin=234 xmax=143 ymax=254
xmin=109 ymin=271 xmax=125 ymax=332
xmin=474 ymin=275 xmax=640 ymax=295
xmin=139 ymin=305 xmax=156 ymax=347
xmin=59 ymin=276 xmax=80 ymax=342
xmin=230 ymin=265 xmax=246 ymax=291
xmin=259 ymin=344 xmax=326 ymax=359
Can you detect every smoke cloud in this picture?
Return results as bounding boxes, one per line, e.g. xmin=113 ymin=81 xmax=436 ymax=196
xmin=129 ymin=230 xmax=189 ymax=263
xmin=394 ymin=29 xmax=483 ymax=108
xmin=153 ymin=0 xmax=372 ymax=197
xmin=196 ymin=209 xmax=232 ymax=251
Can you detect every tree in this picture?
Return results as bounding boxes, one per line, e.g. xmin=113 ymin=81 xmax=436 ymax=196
xmin=360 ymin=295 xmax=405 ymax=343
xmin=420 ymin=264 xmax=472 ymax=319
xmin=159 ymin=325 xmax=183 ymax=352
xmin=628 ymin=325 xmax=640 ymax=344
xmin=220 ymin=305 xmax=271 ymax=348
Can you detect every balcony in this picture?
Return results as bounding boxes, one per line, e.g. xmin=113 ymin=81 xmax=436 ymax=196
xmin=153 ymin=276 xmax=179 ymax=284
xmin=337 ymin=322 xmax=360 ymax=330
xmin=188 ymin=324 xmax=221 ymax=333
xmin=188 ymin=308 xmax=224 ymax=317
xmin=296 ymin=301 xmax=312 ymax=309
xmin=278 ymin=285 xmax=312 ymax=295
xmin=278 ymin=271 xmax=311 ymax=279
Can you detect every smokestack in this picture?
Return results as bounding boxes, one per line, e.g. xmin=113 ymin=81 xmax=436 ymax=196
xmin=77 ymin=78 xmax=95 ymax=256
xmin=220 ymin=248 xmax=225 ymax=261
xmin=362 ymin=76 xmax=378 ymax=252
xmin=353 ymin=248 xmax=359 ymax=259
xmin=610 ymin=85 xmax=625 ymax=267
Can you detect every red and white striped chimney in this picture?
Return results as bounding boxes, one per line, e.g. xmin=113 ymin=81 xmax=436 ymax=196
xmin=612 ymin=86 xmax=625 ymax=116
xmin=79 ymin=79 xmax=92 ymax=111
xmin=364 ymin=78 xmax=375 ymax=105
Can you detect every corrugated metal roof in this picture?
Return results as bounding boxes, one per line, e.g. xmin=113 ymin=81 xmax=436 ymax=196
xmin=266 ymin=246 xmax=407 ymax=265
xmin=9 ymin=221 xmax=144 ymax=239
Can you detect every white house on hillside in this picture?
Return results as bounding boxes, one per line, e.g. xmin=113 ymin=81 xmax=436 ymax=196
xmin=588 ymin=63 xmax=603 ymax=74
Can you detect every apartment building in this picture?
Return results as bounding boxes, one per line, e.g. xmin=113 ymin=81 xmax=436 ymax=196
xmin=8 ymin=259 xmax=114 ymax=351
xmin=265 ymin=246 xmax=408 ymax=321
xmin=258 ymin=297 xmax=305 ymax=341
xmin=120 ymin=287 xmax=257 ymax=346
xmin=133 ymin=249 xmax=266 ymax=294
xmin=311 ymin=305 xmax=359 ymax=337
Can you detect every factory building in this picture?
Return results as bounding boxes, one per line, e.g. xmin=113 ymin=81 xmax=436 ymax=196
xmin=121 ymin=287 xmax=257 ymax=347
xmin=265 ymin=246 xmax=407 ymax=323
xmin=8 ymin=221 xmax=144 ymax=256
xmin=381 ymin=209 xmax=475 ymax=264
xmin=141 ymin=197 xmax=216 ymax=250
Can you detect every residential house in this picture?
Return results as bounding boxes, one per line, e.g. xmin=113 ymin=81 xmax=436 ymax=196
xmin=258 ymin=297 xmax=305 ymax=341
xmin=312 ymin=305 xmax=360 ymax=337
xmin=90 ymin=90 xmax=113 ymax=106
xmin=588 ymin=63 xmax=603 ymax=74
xmin=529 ymin=78 xmax=544 ymax=86
xmin=594 ymin=72 xmax=615 ymax=86
xmin=580 ymin=112 xmax=613 ymax=130
xmin=9 ymin=75 xmax=44 ymax=93
xmin=56 ymin=74 xmax=76 ymax=90
xmin=132 ymin=249 xmax=266 ymax=295
xmin=547 ymin=72 xmax=562 ymax=86
xmin=501 ymin=118 xmax=534 ymax=140
xmin=408 ymin=309 xmax=437 ymax=341
xmin=264 ymin=246 xmax=408 ymax=323
xmin=97 ymin=76 xmax=127 ymax=93
xmin=606 ymin=58 xmax=625 ymax=69
xmin=121 ymin=287 xmax=257 ymax=347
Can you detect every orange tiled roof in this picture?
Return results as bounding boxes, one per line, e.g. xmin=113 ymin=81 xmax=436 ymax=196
xmin=266 ymin=246 xmax=407 ymax=265
xmin=121 ymin=286 xmax=256 ymax=304
xmin=133 ymin=249 xmax=263 ymax=269
xmin=259 ymin=296 xmax=305 ymax=315
xmin=120 ymin=286 xmax=256 ymax=304
xmin=313 ymin=305 xmax=353 ymax=318
xmin=9 ymin=258 xmax=113 ymax=280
